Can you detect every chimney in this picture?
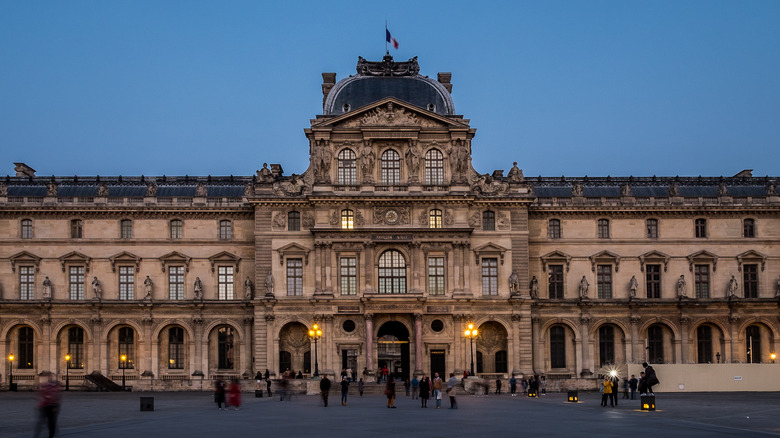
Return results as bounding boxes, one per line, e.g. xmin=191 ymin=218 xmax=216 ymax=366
xmin=270 ymin=164 xmax=284 ymax=178
xmin=14 ymin=162 xmax=36 ymax=178
xmin=322 ymin=73 xmax=337 ymax=107
xmin=437 ymin=73 xmax=452 ymax=93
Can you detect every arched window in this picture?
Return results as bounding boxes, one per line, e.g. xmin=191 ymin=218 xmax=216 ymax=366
xmin=550 ymin=326 xmax=566 ymax=368
xmin=381 ymin=149 xmax=400 ymax=185
xmin=170 ymin=219 xmax=183 ymax=239
xmin=424 ymin=149 xmax=444 ymax=185
xmin=482 ymin=211 xmax=495 ymax=231
xmin=118 ymin=327 xmax=135 ymax=369
xmin=598 ymin=326 xmax=615 ymax=366
xmin=647 ymin=325 xmax=664 ymax=363
xmin=429 ymin=209 xmax=442 ymax=228
xmin=21 ymin=219 xmax=33 ymax=239
xmin=68 ymin=327 xmax=85 ymax=369
xmin=18 ymin=327 xmax=34 ymax=369
xmin=548 ymin=219 xmax=561 ymax=239
xmin=341 ymin=209 xmax=354 ymax=229
xmin=218 ymin=326 xmax=235 ymax=369
xmin=697 ymin=325 xmax=713 ymax=363
xmin=219 ymin=220 xmax=232 ymax=240
xmin=120 ymin=219 xmax=133 ymax=239
xmin=168 ymin=327 xmax=184 ymax=369
xmin=378 ymin=250 xmax=407 ymax=294
xmin=337 ymin=149 xmax=357 ymax=185
xmin=288 ymin=211 xmax=301 ymax=231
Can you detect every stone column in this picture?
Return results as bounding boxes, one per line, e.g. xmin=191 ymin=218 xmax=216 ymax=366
xmin=364 ymin=313 xmax=374 ymax=378
xmin=531 ymin=317 xmax=543 ymax=373
xmin=414 ymin=313 xmax=423 ymax=374
xmin=323 ymin=315 xmax=335 ymax=375
xmin=264 ymin=315 xmax=275 ymax=375
xmin=452 ymin=244 xmax=461 ymax=292
xmin=510 ymin=314 xmax=522 ymax=375
xmin=727 ymin=314 xmax=739 ymax=363
xmin=363 ymin=242 xmax=375 ymax=293
xmin=314 ymin=243 xmax=323 ymax=293
xmin=579 ymin=316 xmax=592 ymax=377
xmin=462 ymin=242 xmax=471 ymax=293
xmin=679 ymin=316 xmax=690 ymax=364
xmin=40 ymin=316 xmax=52 ymax=373
xmin=192 ymin=317 xmax=204 ymax=375
xmin=629 ymin=316 xmax=641 ymax=363
xmin=141 ymin=316 xmax=154 ymax=375
xmin=452 ymin=314 xmax=463 ymax=374
xmin=325 ymin=244 xmax=333 ymax=294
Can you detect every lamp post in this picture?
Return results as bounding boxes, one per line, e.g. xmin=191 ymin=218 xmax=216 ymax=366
xmin=308 ymin=324 xmax=322 ymax=377
xmin=8 ymin=354 xmax=14 ymax=389
xmin=716 ymin=352 xmax=721 ymax=364
xmin=65 ymin=354 xmax=71 ymax=391
xmin=120 ymin=354 xmax=127 ymax=391
xmin=464 ymin=323 xmax=478 ymax=376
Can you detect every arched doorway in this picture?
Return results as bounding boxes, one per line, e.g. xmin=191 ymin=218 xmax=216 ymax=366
xmin=476 ymin=322 xmax=508 ymax=374
xmin=278 ymin=322 xmax=311 ymax=376
xmin=377 ymin=321 xmax=410 ymax=380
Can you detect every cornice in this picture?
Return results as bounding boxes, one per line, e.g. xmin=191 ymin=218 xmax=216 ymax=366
xmin=0 ymin=208 xmax=253 ymax=219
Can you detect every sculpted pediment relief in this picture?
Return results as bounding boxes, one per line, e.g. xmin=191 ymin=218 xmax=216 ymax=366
xmin=315 ymin=98 xmax=467 ymax=130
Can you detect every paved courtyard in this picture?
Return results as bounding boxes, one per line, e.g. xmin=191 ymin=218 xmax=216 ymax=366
xmin=3 ymin=389 xmax=780 ymax=437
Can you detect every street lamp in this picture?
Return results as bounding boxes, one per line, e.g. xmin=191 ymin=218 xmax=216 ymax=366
xmin=120 ymin=354 xmax=127 ymax=391
xmin=308 ymin=323 xmax=322 ymax=377
xmin=8 ymin=354 xmax=14 ymax=389
xmin=716 ymin=352 xmax=721 ymax=364
xmin=464 ymin=323 xmax=478 ymax=376
xmin=65 ymin=354 xmax=71 ymax=391
xmin=771 ymin=353 xmax=776 ymax=363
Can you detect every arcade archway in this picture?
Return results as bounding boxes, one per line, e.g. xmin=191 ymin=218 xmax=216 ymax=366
xmin=377 ymin=321 xmax=410 ymax=380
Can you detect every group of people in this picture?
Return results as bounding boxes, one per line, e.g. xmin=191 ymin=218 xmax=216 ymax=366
xmin=506 ymin=375 xmax=546 ymax=396
xmin=213 ymin=378 xmax=243 ymax=410
xmin=601 ymin=362 xmax=659 ymax=407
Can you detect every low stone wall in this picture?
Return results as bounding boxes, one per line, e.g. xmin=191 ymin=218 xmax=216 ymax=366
xmin=627 ymin=363 xmax=780 ymax=392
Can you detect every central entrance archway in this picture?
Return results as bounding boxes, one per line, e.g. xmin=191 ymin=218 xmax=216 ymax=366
xmin=377 ymin=321 xmax=410 ymax=380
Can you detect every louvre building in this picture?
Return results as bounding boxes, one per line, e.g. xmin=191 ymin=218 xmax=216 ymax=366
xmin=2 ymin=54 xmax=779 ymax=391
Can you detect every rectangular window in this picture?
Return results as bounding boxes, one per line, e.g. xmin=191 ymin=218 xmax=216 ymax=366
xmin=743 ymin=219 xmax=755 ymax=238
xmin=18 ymin=327 xmax=34 ymax=369
xmin=219 ymin=220 xmax=232 ymax=240
xmin=69 ymin=266 xmax=85 ymax=299
xmin=21 ymin=219 xmax=33 ymax=239
xmin=548 ymin=265 xmax=564 ymax=299
xmin=168 ymin=328 xmax=184 ymax=369
xmin=20 ymin=266 xmax=35 ymax=300
xmin=71 ymin=219 xmax=83 ymax=239
xmin=286 ymin=258 xmax=303 ymax=296
xmin=597 ymin=265 xmax=612 ymax=299
xmin=646 ymin=219 xmax=658 ymax=238
xmin=548 ymin=219 xmax=561 ymax=239
xmin=694 ymin=264 xmax=710 ymax=298
xmin=118 ymin=328 xmax=135 ymax=369
xmin=120 ymin=220 xmax=133 ymax=239
xmin=645 ymin=264 xmax=661 ymax=299
xmin=597 ymin=219 xmax=610 ymax=238
xmin=68 ymin=328 xmax=84 ymax=369
xmin=743 ymin=264 xmax=758 ymax=298
xmin=339 ymin=257 xmax=357 ymax=295
xmin=218 ymin=266 xmax=234 ymax=300
xmin=481 ymin=258 xmax=498 ymax=295
xmin=168 ymin=266 xmax=184 ymax=300
xmin=170 ymin=220 xmax=183 ymax=239
xmin=119 ymin=266 xmax=135 ymax=300
xmin=695 ymin=219 xmax=707 ymax=238
xmin=550 ymin=326 xmax=566 ymax=368
xmin=428 ymin=257 xmax=445 ymax=295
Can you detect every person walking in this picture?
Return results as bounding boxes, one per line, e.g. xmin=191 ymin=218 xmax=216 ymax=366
xmin=432 ymin=372 xmax=444 ymax=408
xmin=340 ymin=376 xmax=350 ymax=406
xmin=522 ymin=378 xmax=528 ymax=395
xmin=602 ymin=377 xmax=614 ymax=407
xmin=628 ymin=374 xmax=638 ymax=400
xmin=540 ymin=376 xmax=547 ymax=395
xmin=419 ymin=375 xmax=430 ymax=408
xmin=358 ymin=378 xmax=365 ymax=397
xmin=404 ymin=377 xmax=411 ymax=396
xmin=509 ymin=375 xmax=517 ymax=396
xmin=385 ymin=377 xmax=396 ymax=408
xmin=599 ymin=378 xmax=607 ymax=407
xmin=642 ymin=362 xmax=659 ymax=395
xmin=228 ymin=378 xmax=242 ymax=410
xmin=622 ymin=377 xmax=630 ymax=399
xmin=266 ymin=377 xmax=273 ymax=397
xmin=411 ymin=375 xmax=420 ymax=399
xmin=320 ymin=375 xmax=331 ymax=407
xmin=214 ymin=378 xmax=226 ymax=410
xmin=35 ymin=372 xmax=61 ymax=438
xmin=495 ymin=378 xmax=502 ymax=395
xmin=446 ymin=373 xmax=459 ymax=409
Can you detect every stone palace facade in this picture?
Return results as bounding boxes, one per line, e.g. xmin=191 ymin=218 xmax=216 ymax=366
xmin=2 ymin=54 xmax=779 ymax=390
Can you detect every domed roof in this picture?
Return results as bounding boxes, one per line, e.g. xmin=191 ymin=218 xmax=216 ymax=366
xmin=323 ymin=55 xmax=455 ymax=116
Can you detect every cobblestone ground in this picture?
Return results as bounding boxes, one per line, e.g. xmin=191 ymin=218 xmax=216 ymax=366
xmin=3 ymin=390 xmax=780 ymax=437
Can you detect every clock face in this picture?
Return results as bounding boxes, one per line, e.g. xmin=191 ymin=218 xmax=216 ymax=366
xmin=385 ymin=209 xmax=399 ymax=224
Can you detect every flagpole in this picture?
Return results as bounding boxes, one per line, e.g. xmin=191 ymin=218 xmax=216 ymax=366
xmin=385 ymin=20 xmax=388 ymax=53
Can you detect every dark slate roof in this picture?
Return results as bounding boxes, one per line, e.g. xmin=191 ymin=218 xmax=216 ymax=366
xmin=7 ymin=186 xmax=47 ymax=197
xmin=679 ymin=186 xmax=719 ymax=197
xmin=58 ymin=186 xmax=98 ymax=197
xmin=631 ymin=186 xmax=670 ymax=197
xmin=728 ymin=186 xmax=766 ymax=197
xmin=156 ymin=186 xmax=196 ymax=197
xmin=327 ymin=76 xmax=453 ymax=116
xmin=534 ymin=186 xmax=573 ymax=197
xmin=109 ymin=186 xmax=148 ymax=197
xmin=583 ymin=186 xmax=620 ymax=197
xmin=207 ymin=186 xmax=245 ymax=197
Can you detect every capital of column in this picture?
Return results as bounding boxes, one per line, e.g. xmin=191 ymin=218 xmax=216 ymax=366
xmin=363 ymin=313 xmax=374 ymax=321
xmin=414 ymin=313 xmax=423 ymax=321
xmin=629 ymin=316 xmax=641 ymax=324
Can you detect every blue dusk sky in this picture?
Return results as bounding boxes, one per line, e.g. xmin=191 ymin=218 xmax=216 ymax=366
xmin=1 ymin=1 xmax=779 ymax=178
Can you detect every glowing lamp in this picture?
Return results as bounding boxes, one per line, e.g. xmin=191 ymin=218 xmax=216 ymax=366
xmin=567 ymin=390 xmax=578 ymax=402
xmin=641 ymin=395 xmax=656 ymax=411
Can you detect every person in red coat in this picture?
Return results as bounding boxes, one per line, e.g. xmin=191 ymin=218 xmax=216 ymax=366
xmin=228 ymin=379 xmax=242 ymax=410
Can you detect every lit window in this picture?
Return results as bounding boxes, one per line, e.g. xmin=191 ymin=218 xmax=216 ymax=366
xmin=381 ymin=149 xmax=400 ymax=185
xmin=118 ymin=327 xmax=135 ymax=369
xmin=341 ymin=209 xmax=354 ymax=229
xmin=21 ymin=219 xmax=33 ymax=239
xmin=168 ymin=327 xmax=184 ymax=369
xmin=424 ymin=149 xmax=444 ymax=185
xmin=338 ymin=149 xmax=357 ymax=185
xmin=68 ymin=327 xmax=85 ymax=369
xmin=429 ymin=209 xmax=442 ymax=228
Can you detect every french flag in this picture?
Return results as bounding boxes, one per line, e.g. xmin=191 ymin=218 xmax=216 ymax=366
xmin=386 ymin=29 xmax=399 ymax=49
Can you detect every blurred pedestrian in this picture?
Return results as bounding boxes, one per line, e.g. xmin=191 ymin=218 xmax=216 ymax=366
xmin=432 ymin=373 xmax=443 ymax=408
xmin=320 ymin=375 xmax=331 ymax=407
xmin=411 ymin=375 xmax=419 ymax=399
xmin=266 ymin=377 xmax=273 ymax=397
xmin=495 ymin=378 xmax=502 ymax=395
xmin=358 ymin=378 xmax=365 ymax=396
xmin=509 ymin=375 xmax=517 ymax=396
xmin=385 ymin=377 xmax=396 ymax=408
xmin=228 ymin=378 xmax=242 ymax=410
xmin=34 ymin=372 xmax=61 ymax=438
xmin=214 ymin=378 xmax=226 ymax=410
xmin=446 ymin=373 xmax=459 ymax=409
xmin=340 ymin=376 xmax=350 ymax=406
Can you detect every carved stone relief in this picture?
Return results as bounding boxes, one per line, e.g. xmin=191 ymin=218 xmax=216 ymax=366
xmin=374 ymin=207 xmax=410 ymax=225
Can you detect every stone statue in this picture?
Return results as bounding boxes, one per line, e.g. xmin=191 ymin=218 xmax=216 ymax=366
xmin=196 ymin=183 xmax=207 ymax=197
xmin=629 ymin=275 xmax=638 ymax=298
xmin=0 ymin=182 xmax=7 ymax=196
xmin=193 ymin=277 xmax=203 ymax=300
xmin=360 ymin=145 xmax=375 ymax=182
xmin=244 ymin=277 xmax=254 ymax=299
xmin=507 ymin=162 xmax=524 ymax=183
xmin=578 ymin=276 xmax=589 ymax=298
xmin=727 ymin=275 xmax=738 ymax=297
xmin=508 ymin=270 xmax=520 ymax=295
xmin=46 ymin=181 xmax=58 ymax=196
xmin=91 ymin=277 xmax=102 ymax=300
xmin=676 ymin=275 xmax=688 ymax=298
xmin=572 ymin=183 xmax=583 ymax=197
xmin=146 ymin=183 xmax=157 ymax=197
xmin=405 ymin=142 xmax=421 ymax=180
xmin=312 ymin=140 xmax=332 ymax=181
xmin=669 ymin=182 xmax=680 ymax=197
xmin=529 ymin=275 xmax=539 ymax=299
xmin=257 ymin=163 xmax=274 ymax=183
xmin=621 ymin=184 xmax=632 ymax=197
xmin=97 ymin=183 xmax=109 ymax=197
xmin=447 ymin=140 xmax=469 ymax=181
xmin=42 ymin=276 xmax=53 ymax=299
xmin=264 ymin=271 xmax=275 ymax=296
xmin=273 ymin=174 xmax=306 ymax=196
xmin=143 ymin=276 xmax=154 ymax=301
xmin=718 ymin=182 xmax=728 ymax=196
xmin=767 ymin=183 xmax=777 ymax=196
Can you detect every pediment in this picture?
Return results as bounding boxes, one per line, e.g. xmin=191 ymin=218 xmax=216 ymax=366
xmin=541 ymin=250 xmax=572 ymax=272
xmin=59 ymin=251 xmax=92 ymax=272
xmin=277 ymin=243 xmax=311 ymax=265
xmin=639 ymin=250 xmax=670 ymax=272
xmin=736 ymin=250 xmax=767 ymax=271
xmin=313 ymin=98 xmax=469 ymax=129
xmin=208 ymin=251 xmax=241 ymax=272
xmin=589 ymin=250 xmax=621 ymax=272
xmin=159 ymin=251 xmax=192 ymax=272
xmin=10 ymin=251 xmax=42 ymax=272
xmin=472 ymin=243 xmax=508 ymax=265
xmin=687 ymin=250 xmax=718 ymax=271
xmin=109 ymin=251 xmax=142 ymax=272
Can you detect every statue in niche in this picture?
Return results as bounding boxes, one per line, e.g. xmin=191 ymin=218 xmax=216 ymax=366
xmin=447 ymin=140 xmax=469 ymax=180
xmin=578 ymin=276 xmax=589 ymax=298
xmin=244 ymin=277 xmax=254 ymax=299
xmin=0 ymin=182 xmax=7 ymax=196
xmin=193 ymin=277 xmax=203 ymax=300
xmin=312 ymin=140 xmax=332 ymax=181
xmin=669 ymin=182 xmax=680 ymax=197
xmin=508 ymin=270 xmax=520 ymax=296
xmin=727 ymin=275 xmax=738 ymax=298
xmin=621 ymin=184 xmax=632 ymax=197
xmin=360 ymin=145 xmax=375 ymax=182
xmin=405 ymin=141 xmax=421 ymax=180
xmin=42 ymin=276 xmax=53 ymax=299
xmin=91 ymin=277 xmax=103 ymax=300
xmin=529 ymin=275 xmax=539 ymax=299
xmin=676 ymin=275 xmax=688 ymax=298
xmin=264 ymin=271 xmax=275 ymax=296
xmin=629 ymin=275 xmax=639 ymax=298
xmin=766 ymin=183 xmax=776 ymax=196
xmin=507 ymin=162 xmax=524 ymax=183
xmin=143 ymin=276 xmax=154 ymax=302
xmin=718 ymin=182 xmax=728 ymax=196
